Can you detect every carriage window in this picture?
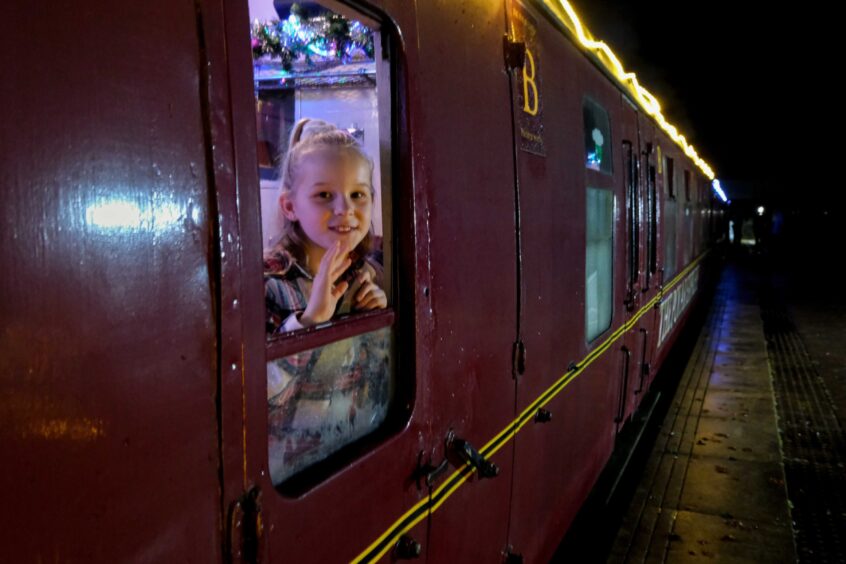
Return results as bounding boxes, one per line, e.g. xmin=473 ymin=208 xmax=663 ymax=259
xmin=583 ymin=98 xmax=613 ymax=174
xmin=268 ymin=326 xmax=392 ymax=484
xmin=665 ymin=157 xmax=675 ymax=199
xmin=684 ymin=170 xmax=691 ymax=202
xmin=586 ymin=187 xmax=614 ymax=342
xmin=250 ymin=0 xmax=395 ymax=487
xmin=647 ymin=148 xmax=658 ymax=275
xmin=663 ymin=156 xmax=677 ymax=279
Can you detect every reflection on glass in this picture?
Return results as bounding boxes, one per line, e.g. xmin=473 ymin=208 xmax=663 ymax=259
xmin=583 ymin=98 xmax=613 ymax=174
xmin=267 ymin=326 xmax=392 ymax=485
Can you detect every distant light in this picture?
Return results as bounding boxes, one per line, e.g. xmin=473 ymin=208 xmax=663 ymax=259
xmin=757 ymin=206 xmax=765 ymax=216
xmin=711 ymin=179 xmax=728 ymax=203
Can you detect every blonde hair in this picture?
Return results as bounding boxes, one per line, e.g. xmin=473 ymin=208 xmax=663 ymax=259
xmin=271 ymin=118 xmax=375 ymax=268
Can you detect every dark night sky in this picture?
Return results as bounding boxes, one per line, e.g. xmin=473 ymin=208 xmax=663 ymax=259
xmin=572 ymin=0 xmax=841 ymax=208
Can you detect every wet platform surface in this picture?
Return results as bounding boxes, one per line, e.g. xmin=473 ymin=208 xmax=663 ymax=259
xmin=608 ymin=264 xmax=798 ymax=563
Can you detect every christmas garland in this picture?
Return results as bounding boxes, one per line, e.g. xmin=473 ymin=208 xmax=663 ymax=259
xmin=251 ymin=4 xmax=374 ymax=71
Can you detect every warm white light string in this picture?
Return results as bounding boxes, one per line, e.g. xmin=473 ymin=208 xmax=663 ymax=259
xmin=545 ymin=0 xmax=717 ymax=184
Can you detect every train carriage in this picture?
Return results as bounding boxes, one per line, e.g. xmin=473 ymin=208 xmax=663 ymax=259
xmin=0 ymin=0 xmax=725 ymax=561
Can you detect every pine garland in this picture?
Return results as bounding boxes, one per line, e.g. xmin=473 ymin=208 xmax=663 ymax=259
xmin=251 ymin=4 xmax=374 ymax=72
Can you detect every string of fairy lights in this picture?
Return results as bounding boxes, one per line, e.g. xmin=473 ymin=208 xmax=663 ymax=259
xmin=542 ymin=0 xmax=725 ymax=199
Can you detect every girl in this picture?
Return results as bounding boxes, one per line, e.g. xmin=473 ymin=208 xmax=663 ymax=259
xmin=264 ymin=118 xmax=387 ymax=334
xmin=264 ymin=118 xmax=390 ymax=485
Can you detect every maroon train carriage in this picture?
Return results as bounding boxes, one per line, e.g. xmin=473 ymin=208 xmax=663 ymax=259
xmin=0 ymin=0 xmax=726 ymax=561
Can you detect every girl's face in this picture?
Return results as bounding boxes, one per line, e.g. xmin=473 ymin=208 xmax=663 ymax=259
xmin=281 ymin=151 xmax=373 ymax=259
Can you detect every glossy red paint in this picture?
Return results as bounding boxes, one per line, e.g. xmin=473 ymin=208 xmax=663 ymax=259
xmin=0 ymin=1 xmax=220 ymax=561
xmin=0 ymin=0 xmax=725 ymax=561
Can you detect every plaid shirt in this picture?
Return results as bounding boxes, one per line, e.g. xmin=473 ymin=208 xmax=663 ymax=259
xmin=264 ymin=247 xmax=381 ymax=335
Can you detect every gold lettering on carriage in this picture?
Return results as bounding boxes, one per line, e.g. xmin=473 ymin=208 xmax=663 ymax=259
xmin=657 ymin=265 xmax=700 ymax=347
xmin=522 ymin=48 xmax=539 ymax=116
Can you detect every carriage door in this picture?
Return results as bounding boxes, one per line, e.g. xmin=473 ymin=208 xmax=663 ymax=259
xmin=617 ymin=99 xmax=646 ymax=428
xmin=634 ymin=117 xmax=661 ymax=399
xmin=502 ymin=1 xmax=627 ymax=560
xmin=207 ymin=1 xmax=438 ymax=562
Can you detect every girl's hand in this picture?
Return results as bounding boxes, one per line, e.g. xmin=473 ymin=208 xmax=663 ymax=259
xmin=300 ymin=241 xmax=352 ymax=326
xmin=354 ymin=269 xmax=387 ymax=311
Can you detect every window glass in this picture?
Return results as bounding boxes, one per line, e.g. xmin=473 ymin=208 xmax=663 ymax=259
xmin=663 ymin=155 xmax=677 ymax=279
xmin=663 ymin=201 xmax=677 ymax=279
xmin=583 ymin=98 xmax=613 ymax=174
xmin=624 ymin=141 xmax=638 ymax=288
xmin=647 ymin=151 xmax=658 ymax=275
xmin=665 ymin=156 xmax=675 ymax=199
xmin=684 ymin=169 xmax=691 ymax=202
xmin=249 ymin=0 xmax=395 ymax=486
xmin=267 ymin=326 xmax=392 ymax=485
xmin=586 ymin=187 xmax=613 ymax=341
xmin=684 ymin=203 xmax=693 ymax=265
xmin=675 ymin=165 xmax=687 ymax=266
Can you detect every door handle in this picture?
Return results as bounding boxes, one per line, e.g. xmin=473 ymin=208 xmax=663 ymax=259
xmin=616 ymin=346 xmax=631 ymax=423
xmin=415 ymin=430 xmax=500 ymax=488
xmin=635 ymin=328 xmax=649 ymax=394
xmin=450 ymin=433 xmax=499 ymax=478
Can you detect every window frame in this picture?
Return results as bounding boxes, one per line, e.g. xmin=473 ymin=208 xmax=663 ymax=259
xmin=252 ymin=2 xmax=414 ymax=493
xmin=262 ymin=10 xmax=395 ymax=364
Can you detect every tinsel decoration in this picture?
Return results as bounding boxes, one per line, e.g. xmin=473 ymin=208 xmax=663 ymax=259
xmin=251 ymin=4 xmax=375 ymax=71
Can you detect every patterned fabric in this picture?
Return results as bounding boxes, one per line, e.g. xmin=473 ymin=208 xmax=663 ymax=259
xmin=264 ymin=243 xmax=389 ymax=485
xmin=263 ymin=244 xmax=382 ymax=335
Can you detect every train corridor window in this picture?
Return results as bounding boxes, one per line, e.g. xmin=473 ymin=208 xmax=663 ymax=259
xmin=249 ymin=0 xmax=396 ymax=487
xmin=663 ymin=156 xmax=677 ymax=279
xmin=623 ymin=141 xmax=638 ymax=291
xmin=646 ymin=147 xmax=658 ymax=276
xmin=586 ymin=187 xmax=614 ymax=342
xmin=583 ymin=98 xmax=613 ymax=174
xmin=684 ymin=169 xmax=691 ymax=202
xmin=679 ymin=166 xmax=691 ymax=265
xmin=665 ymin=157 xmax=675 ymax=200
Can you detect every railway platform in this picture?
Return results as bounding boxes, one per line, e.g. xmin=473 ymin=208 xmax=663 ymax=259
xmin=589 ymin=254 xmax=846 ymax=563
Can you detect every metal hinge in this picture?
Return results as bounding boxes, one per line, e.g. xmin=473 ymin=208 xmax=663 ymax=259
xmin=513 ymin=340 xmax=526 ymax=378
xmin=227 ymin=486 xmax=263 ymax=564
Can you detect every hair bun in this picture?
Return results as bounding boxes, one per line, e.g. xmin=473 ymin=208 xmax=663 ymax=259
xmin=290 ymin=118 xmax=340 ymax=145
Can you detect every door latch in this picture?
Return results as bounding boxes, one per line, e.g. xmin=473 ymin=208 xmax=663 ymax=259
xmin=450 ymin=434 xmax=499 ymax=478
xmin=415 ymin=431 xmax=500 ymax=488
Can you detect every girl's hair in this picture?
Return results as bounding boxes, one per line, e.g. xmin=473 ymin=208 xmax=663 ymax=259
xmin=270 ymin=118 xmax=375 ymax=269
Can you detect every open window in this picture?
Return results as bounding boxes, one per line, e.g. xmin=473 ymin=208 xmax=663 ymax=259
xmin=248 ymin=0 xmax=399 ymax=490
